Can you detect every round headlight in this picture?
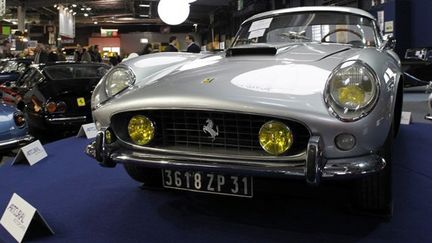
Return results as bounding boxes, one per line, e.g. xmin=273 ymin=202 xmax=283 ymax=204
xmin=258 ymin=121 xmax=293 ymax=155
xmin=105 ymin=67 xmax=135 ymax=98
xmin=128 ymin=115 xmax=155 ymax=145
xmin=325 ymin=61 xmax=379 ymax=121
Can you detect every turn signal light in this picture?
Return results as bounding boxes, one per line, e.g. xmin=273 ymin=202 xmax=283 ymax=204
xmin=258 ymin=121 xmax=293 ymax=155
xmin=128 ymin=115 xmax=155 ymax=145
xmin=45 ymin=102 xmax=57 ymax=113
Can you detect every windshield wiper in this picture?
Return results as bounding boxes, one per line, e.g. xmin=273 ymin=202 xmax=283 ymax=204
xmin=279 ymin=31 xmax=311 ymax=41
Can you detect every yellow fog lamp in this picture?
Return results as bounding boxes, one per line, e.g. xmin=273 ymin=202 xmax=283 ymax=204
xmin=259 ymin=121 xmax=293 ymax=155
xmin=128 ymin=115 xmax=155 ymax=145
xmin=105 ymin=129 xmax=113 ymax=144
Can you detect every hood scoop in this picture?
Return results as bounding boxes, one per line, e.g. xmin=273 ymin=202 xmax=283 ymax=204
xmin=226 ymin=47 xmax=277 ymax=57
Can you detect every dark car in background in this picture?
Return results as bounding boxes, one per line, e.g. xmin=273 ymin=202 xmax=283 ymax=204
xmin=18 ymin=62 xmax=110 ymax=134
xmin=403 ymin=47 xmax=432 ymax=89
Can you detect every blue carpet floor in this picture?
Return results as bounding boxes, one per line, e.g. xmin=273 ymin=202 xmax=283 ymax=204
xmin=0 ymin=123 xmax=431 ymax=242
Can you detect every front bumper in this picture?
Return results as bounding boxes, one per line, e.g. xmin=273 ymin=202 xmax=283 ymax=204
xmin=0 ymin=134 xmax=35 ymax=151
xmin=85 ymin=131 xmax=386 ymax=185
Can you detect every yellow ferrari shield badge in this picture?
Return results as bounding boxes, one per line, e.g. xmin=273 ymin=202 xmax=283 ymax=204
xmin=202 ymin=78 xmax=214 ymax=84
xmin=77 ymin=97 xmax=86 ymax=107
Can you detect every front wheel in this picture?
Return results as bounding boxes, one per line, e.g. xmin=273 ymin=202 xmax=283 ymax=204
xmin=352 ymin=128 xmax=393 ymax=216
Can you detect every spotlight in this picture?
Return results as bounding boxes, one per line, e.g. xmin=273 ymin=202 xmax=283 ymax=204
xmin=54 ymin=4 xmax=57 ymax=8
xmin=86 ymin=7 xmax=92 ymax=10
xmin=94 ymin=21 xmax=98 ymax=25
xmin=84 ymin=13 xmax=89 ymax=17
xmin=72 ymin=4 xmax=77 ymax=7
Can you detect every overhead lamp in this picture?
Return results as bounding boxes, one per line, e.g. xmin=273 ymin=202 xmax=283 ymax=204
xmin=139 ymin=4 xmax=150 ymax=7
xmin=81 ymin=8 xmax=85 ymax=10
xmin=73 ymin=12 xmax=76 ymax=15
xmin=69 ymin=9 xmax=73 ymax=13
xmin=158 ymin=0 xmax=190 ymax=25
xmin=72 ymin=4 xmax=77 ymax=7
xmin=86 ymin=7 xmax=92 ymax=11
xmin=139 ymin=14 xmax=149 ymax=17
xmin=54 ymin=4 xmax=57 ymax=8
xmin=94 ymin=21 xmax=98 ymax=25
xmin=84 ymin=13 xmax=89 ymax=17
xmin=65 ymin=7 xmax=68 ymax=10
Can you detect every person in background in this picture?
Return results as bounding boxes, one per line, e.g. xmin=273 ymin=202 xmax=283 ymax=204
xmin=185 ymin=34 xmax=201 ymax=53
xmin=88 ymin=45 xmax=102 ymax=62
xmin=139 ymin=43 xmax=153 ymax=55
xmin=0 ymin=40 xmax=13 ymax=58
xmin=109 ymin=52 xmax=122 ymax=66
xmin=47 ymin=45 xmax=59 ymax=62
xmin=165 ymin=36 xmax=178 ymax=52
xmin=93 ymin=45 xmax=102 ymax=62
xmin=34 ymin=43 xmax=49 ymax=64
xmin=74 ymin=44 xmax=91 ymax=62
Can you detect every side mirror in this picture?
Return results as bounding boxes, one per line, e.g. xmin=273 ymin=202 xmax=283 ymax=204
xmin=379 ymin=35 xmax=396 ymax=51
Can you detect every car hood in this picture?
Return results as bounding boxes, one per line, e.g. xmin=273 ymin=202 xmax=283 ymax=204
xmin=103 ymin=43 xmax=357 ymax=118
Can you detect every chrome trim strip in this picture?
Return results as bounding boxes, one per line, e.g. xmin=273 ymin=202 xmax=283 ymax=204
xmin=46 ymin=116 xmax=87 ymax=122
xmin=0 ymin=134 xmax=34 ymax=149
xmin=425 ymin=114 xmax=432 ymax=121
xmin=117 ymin=140 xmax=307 ymax=162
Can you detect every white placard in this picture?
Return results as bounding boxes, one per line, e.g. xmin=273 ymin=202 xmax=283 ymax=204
xmin=0 ymin=194 xmax=54 ymax=243
xmin=248 ymin=29 xmax=266 ymax=39
xmin=249 ymin=18 xmax=273 ymax=32
xmin=400 ymin=111 xmax=412 ymax=125
xmin=384 ymin=21 xmax=394 ymax=33
xmin=12 ymin=140 xmax=47 ymax=166
xmin=76 ymin=123 xmax=98 ymax=139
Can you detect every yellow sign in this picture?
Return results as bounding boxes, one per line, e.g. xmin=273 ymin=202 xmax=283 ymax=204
xmin=77 ymin=97 xmax=86 ymax=107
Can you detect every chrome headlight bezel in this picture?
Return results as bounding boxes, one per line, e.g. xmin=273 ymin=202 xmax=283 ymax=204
xmin=104 ymin=66 xmax=136 ymax=98
xmin=324 ymin=60 xmax=380 ymax=122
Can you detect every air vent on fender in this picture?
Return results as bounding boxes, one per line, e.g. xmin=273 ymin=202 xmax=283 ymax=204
xmin=226 ymin=47 xmax=277 ymax=57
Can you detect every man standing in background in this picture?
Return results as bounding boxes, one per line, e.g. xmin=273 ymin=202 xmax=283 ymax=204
xmin=165 ymin=36 xmax=178 ymax=52
xmin=185 ymin=34 xmax=201 ymax=53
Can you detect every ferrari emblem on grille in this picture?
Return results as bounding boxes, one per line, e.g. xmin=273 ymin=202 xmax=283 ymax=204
xmin=203 ymin=119 xmax=219 ymax=141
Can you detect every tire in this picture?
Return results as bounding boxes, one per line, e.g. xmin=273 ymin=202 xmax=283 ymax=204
xmin=123 ymin=164 xmax=162 ymax=187
xmin=353 ymin=127 xmax=393 ymax=216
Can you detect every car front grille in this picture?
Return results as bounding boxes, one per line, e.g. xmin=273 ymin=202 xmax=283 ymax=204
xmin=111 ymin=110 xmax=310 ymax=156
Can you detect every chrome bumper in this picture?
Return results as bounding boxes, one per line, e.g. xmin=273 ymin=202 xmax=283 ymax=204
xmin=85 ymin=132 xmax=386 ymax=185
xmin=0 ymin=134 xmax=34 ymax=150
xmin=46 ymin=116 xmax=87 ymax=125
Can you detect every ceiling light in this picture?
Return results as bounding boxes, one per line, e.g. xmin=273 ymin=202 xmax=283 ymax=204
xmin=84 ymin=13 xmax=89 ymax=17
xmin=94 ymin=21 xmax=98 ymax=25
xmin=65 ymin=7 xmax=68 ymax=10
xmin=69 ymin=9 xmax=73 ymax=12
xmin=86 ymin=7 xmax=92 ymax=11
xmin=54 ymin=4 xmax=57 ymax=8
xmin=139 ymin=4 xmax=150 ymax=7
xmin=158 ymin=0 xmax=190 ymax=25
xmin=57 ymin=6 xmax=60 ymax=10
xmin=139 ymin=14 xmax=149 ymax=17
xmin=72 ymin=4 xmax=77 ymax=7
xmin=81 ymin=8 xmax=85 ymax=10
xmin=73 ymin=12 xmax=76 ymax=15
xmin=12 ymin=21 xmax=17 ymax=25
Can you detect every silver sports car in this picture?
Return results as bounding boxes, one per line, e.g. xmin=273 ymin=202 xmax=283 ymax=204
xmin=86 ymin=6 xmax=403 ymax=214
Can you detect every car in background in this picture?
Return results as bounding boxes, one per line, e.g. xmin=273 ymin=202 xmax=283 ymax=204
xmin=18 ymin=62 xmax=110 ymax=134
xmin=86 ymin=6 xmax=403 ymax=215
xmin=403 ymin=47 xmax=432 ymax=89
xmin=0 ymin=101 xmax=34 ymax=160
xmin=0 ymin=58 xmax=32 ymax=85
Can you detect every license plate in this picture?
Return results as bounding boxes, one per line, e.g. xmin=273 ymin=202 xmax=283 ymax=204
xmin=162 ymin=169 xmax=253 ymax=198
xmin=77 ymin=97 xmax=86 ymax=107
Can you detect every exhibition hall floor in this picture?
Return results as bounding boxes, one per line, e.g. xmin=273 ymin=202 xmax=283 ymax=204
xmin=0 ymin=122 xmax=431 ymax=242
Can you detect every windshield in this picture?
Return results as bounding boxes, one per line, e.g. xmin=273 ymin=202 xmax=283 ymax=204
xmin=233 ymin=11 xmax=379 ymax=48
xmin=44 ymin=65 xmax=109 ymax=80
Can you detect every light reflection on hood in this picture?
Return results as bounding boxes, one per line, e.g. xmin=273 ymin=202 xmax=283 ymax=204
xmin=230 ymin=64 xmax=331 ymax=95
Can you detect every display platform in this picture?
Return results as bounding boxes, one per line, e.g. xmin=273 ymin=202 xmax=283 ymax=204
xmin=0 ymin=123 xmax=431 ymax=242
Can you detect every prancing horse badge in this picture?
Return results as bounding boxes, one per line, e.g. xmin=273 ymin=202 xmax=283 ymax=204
xmin=203 ymin=119 xmax=219 ymax=141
